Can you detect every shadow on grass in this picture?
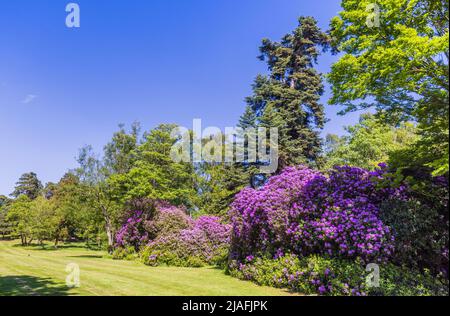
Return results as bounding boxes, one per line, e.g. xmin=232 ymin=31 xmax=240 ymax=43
xmin=0 ymin=275 xmax=71 ymax=296
xmin=11 ymin=243 xmax=87 ymax=251
xmin=67 ymin=255 xmax=103 ymax=259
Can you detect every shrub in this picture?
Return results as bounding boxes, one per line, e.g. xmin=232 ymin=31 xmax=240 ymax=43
xmin=112 ymin=245 xmax=138 ymax=261
xmin=115 ymin=201 xmax=231 ymax=267
xmin=144 ymin=205 xmax=193 ymax=239
xmin=229 ymin=165 xmax=405 ymax=263
xmin=229 ymin=254 xmax=449 ymax=296
xmin=115 ymin=210 xmax=149 ymax=250
xmin=115 ymin=201 xmax=192 ymax=250
xmin=380 ymin=198 xmax=449 ymax=276
xmin=140 ymin=216 xmax=231 ymax=267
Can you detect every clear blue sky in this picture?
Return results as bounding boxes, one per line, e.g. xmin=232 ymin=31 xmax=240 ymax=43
xmin=0 ymin=0 xmax=362 ymax=195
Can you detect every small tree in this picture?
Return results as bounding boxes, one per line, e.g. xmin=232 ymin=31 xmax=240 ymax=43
xmin=76 ymin=146 xmax=120 ymax=252
xmin=0 ymin=196 xmax=13 ymax=239
xmin=28 ymin=196 xmax=64 ymax=246
xmin=7 ymin=195 xmax=33 ymax=245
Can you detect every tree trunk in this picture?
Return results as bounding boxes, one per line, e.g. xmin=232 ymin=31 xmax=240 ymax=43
xmin=100 ymin=204 xmax=114 ymax=254
xmin=105 ymin=217 xmax=114 ymax=254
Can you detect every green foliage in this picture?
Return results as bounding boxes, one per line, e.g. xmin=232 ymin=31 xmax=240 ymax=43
xmin=196 ymin=162 xmax=251 ymax=217
xmin=28 ymin=197 xmax=61 ymax=244
xmin=141 ymin=242 xmax=230 ymax=268
xmin=108 ymin=124 xmax=198 ymax=209
xmin=323 ymin=113 xmax=418 ymax=170
xmin=112 ymin=245 xmax=138 ymax=261
xmin=0 ymin=195 xmax=8 ymax=207
xmin=230 ymin=254 xmax=449 ymax=296
xmin=140 ymin=248 xmax=206 ymax=268
xmin=76 ymin=145 xmax=122 ymax=250
xmin=329 ymin=0 xmax=449 ymax=175
xmin=6 ymin=194 xmax=68 ymax=246
xmin=11 ymin=172 xmax=43 ymax=200
xmin=52 ymin=173 xmax=104 ymax=244
xmin=104 ymin=122 xmax=140 ymax=174
xmin=0 ymin=196 xmax=13 ymax=239
xmin=379 ymin=196 xmax=448 ymax=275
xmin=6 ymin=195 xmax=33 ymax=245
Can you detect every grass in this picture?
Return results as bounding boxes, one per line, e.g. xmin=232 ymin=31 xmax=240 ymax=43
xmin=0 ymin=240 xmax=293 ymax=296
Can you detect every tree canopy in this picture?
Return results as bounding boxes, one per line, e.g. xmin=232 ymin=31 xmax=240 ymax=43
xmin=329 ymin=0 xmax=449 ymax=175
xmin=323 ymin=113 xmax=419 ymax=170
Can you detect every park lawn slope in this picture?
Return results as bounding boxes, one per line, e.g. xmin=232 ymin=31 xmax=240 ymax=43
xmin=0 ymin=240 xmax=292 ymax=296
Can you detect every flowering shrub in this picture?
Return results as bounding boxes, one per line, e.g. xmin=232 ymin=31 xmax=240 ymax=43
xmin=115 ymin=210 xmax=149 ymax=250
xmin=115 ymin=203 xmax=193 ymax=250
xmin=229 ymin=254 xmax=449 ymax=296
xmin=229 ymin=164 xmax=407 ymax=263
xmin=141 ymin=216 xmax=231 ymax=267
xmin=194 ymin=216 xmax=231 ymax=248
xmin=115 ymin=200 xmax=232 ymax=267
xmin=144 ymin=205 xmax=193 ymax=238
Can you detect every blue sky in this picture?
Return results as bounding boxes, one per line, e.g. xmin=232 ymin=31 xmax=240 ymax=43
xmin=0 ymin=0 xmax=362 ymax=195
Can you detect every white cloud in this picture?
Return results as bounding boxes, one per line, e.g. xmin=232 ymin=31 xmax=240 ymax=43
xmin=22 ymin=94 xmax=37 ymax=104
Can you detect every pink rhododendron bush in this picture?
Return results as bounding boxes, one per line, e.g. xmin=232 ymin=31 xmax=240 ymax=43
xmin=141 ymin=215 xmax=231 ymax=267
xmin=114 ymin=201 xmax=231 ymax=267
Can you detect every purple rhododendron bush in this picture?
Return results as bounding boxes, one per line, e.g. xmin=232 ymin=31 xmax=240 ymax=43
xmin=229 ymin=164 xmax=403 ymax=262
xmin=113 ymin=201 xmax=231 ymax=267
xmin=228 ymin=165 xmax=449 ymax=295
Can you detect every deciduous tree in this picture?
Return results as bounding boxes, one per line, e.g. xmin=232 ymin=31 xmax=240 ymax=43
xmin=329 ymin=0 xmax=449 ymax=175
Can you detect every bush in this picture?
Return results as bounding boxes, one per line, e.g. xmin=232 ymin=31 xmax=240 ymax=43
xmin=229 ymin=165 xmax=405 ymax=263
xmin=115 ymin=201 xmax=192 ymax=250
xmin=112 ymin=245 xmax=138 ymax=261
xmin=140 ymin=216 xmax=231 ymax=267
xmin=380 ymin=198 xmax=449 ymax=276
xmin=115 ymin=201 xmax=231 ymax=267
xmin=229 ymin=254 xmax=449 ymax=296
xmin=140 ymin=248 xmax=206 ymax=268
xmin=115 ymin=211 xmax=149 ymax=250
xmin=144 ymin=205 xmax=193 ymax=239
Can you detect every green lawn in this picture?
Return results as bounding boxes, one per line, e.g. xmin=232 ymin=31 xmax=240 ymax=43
xmin=0 ymin=240 xmax=292 ymax=296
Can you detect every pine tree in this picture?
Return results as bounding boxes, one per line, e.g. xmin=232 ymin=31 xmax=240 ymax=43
xmin=201 ymin=17 xmax=330 ymax=214
xmin=11 ymin=172 xmax=43 ymax=200
xmin=242 ymin=16 xmax=329 ymax=171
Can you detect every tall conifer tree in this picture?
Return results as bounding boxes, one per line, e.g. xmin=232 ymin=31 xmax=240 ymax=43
xmin=241 ymin=16 xmax=329 ymax=170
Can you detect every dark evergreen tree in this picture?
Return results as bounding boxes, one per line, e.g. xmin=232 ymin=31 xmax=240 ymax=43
xmin=200 ymin=17 xmax=330 ymax=215
xmin=242 ymin=16 xmax=329 ymax=171
xmin=11 ymin=172 xmax=43 ymax=200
